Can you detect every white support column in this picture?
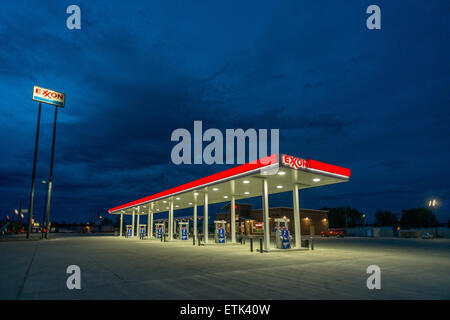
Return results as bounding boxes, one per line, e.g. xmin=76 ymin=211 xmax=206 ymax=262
xmin=137 ymin=207 xmax=140 ymax=236
xmin=293 ymin=184 xmax=301 ymax=248
xmin=169 ymin=199 xmax=174 ymax=240
xmin=204 ymin=191 xmax=209 ymax=244
xmin=119 ymin=213 xmax=123 ymax=237
xmin=148 ymin=203 xmax=154 ymax=239
xmin=132 ymin=208 xmax=135 ymax=237
xmin=193 ymin=194 xmax=198 ymax=239
xmin=147 ymin=206 xmax=150 ymax=239
xmin=174 ymin=219 xmax=177 ymax=238
xmin=230 ymin=196 xmax=236 ymax=243
xmin=262 ymin=178 xmax=270 ymax=251
xmin=230 ymin=180 xmax=236 ymax=243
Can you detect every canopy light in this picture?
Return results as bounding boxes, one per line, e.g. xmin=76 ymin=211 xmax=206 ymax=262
xmin=243 ymin=180 xmax=250 ymax=184
xmin=313 ymin=178 xmax=321 ymax=182
xmin=276 ymin=185 xmax=283 ymax=189
xmin=277 ymin=171 xmax=286 ymax=175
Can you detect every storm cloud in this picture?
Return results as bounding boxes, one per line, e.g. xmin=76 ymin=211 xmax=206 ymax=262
xmin=0 ymin=0 xmax=449 ymax=223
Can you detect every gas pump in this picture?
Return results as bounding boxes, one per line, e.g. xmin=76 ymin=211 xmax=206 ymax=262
xmin=275 ymin=218 xmax=291 ymax=249
xmin=214 ymin=220 xmax=226 ymax=244
xmin=139 ymin=224 xmax=146 ymax=239
xmin=126 ymin=225 xmax=132 ymax=238
xmin=155 ymin=223 xmax=165 ymax=239
xmin=178 ymin=221 xmax=189 ymax=240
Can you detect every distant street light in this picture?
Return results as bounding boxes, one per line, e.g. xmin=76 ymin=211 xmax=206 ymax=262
xmin=428 ymin=199 xmax=438 ymax=208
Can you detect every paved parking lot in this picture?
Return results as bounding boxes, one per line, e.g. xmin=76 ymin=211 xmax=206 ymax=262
xmin=1 ymin=235 xmax=449 ymax=300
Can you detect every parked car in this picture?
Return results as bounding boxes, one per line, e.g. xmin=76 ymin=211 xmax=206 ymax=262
xmin=421 ymin=232 xmax=433 ymax=239
xmin=321 ymin=229 xmax=345 ymax=238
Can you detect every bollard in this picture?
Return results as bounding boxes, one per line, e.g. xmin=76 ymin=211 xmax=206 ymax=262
xmin=250 ymin=238 xmax=253 ymax=252
xmin=161 ymin=234 xmax=163 ymax=242
xmin=193 ymin=235 xmax=196 ymax=246
xmin=259 ymin=238 xmax=263 ymax=253
xmin=310 ymin=237 xmax=314 ymax=250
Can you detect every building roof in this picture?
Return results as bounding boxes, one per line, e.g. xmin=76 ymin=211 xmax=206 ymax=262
xmin=221 ymin=203 xmax=252 ymax=210
xmin=251 ymin=207 xmax=328 ymax=213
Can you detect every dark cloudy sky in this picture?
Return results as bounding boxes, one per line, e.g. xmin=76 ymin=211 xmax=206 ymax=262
xmin=0 ymin=0 xmax=449 ymax=224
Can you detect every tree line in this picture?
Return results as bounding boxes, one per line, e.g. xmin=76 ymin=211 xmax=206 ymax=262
xmin=321 ymin=206 xmax=442 ymax=229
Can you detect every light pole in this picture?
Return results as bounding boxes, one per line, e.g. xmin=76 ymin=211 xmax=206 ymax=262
xmin=427 ymin=198 xmax=439 ymax=237
xmin=44 ymin=106 xmax=59 ymax=239
xmin=27 ymin=102 xmax=42 ymax=239
xmin=41 ymin=180 xmax=47 ymax=237
xmin=18 ymin=199 xmax=22 ymax=222
xmin=30 ymin=86 xmax=65 ymax=240
xmin=345 ymin=207 xmax=348 ymax=229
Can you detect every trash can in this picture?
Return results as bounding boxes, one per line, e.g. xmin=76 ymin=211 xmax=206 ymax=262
xmin=301 ymin=239 xmax=309 ymax=248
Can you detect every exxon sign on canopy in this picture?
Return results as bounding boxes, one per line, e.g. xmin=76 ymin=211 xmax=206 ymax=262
xmin=32 ymin=86 xmax=65 ymax=107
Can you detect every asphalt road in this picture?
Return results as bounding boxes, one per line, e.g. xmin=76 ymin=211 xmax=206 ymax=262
xmin=1 ymin=235 xmax=449 ymax=300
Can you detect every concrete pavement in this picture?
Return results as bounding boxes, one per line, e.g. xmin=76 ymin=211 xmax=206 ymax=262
xmin=1 ymin=235 xmax=449 ymax=299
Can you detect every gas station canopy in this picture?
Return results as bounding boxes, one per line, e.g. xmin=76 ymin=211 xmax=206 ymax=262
xmin=108 ymin=154 xmax=351 ymax=215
